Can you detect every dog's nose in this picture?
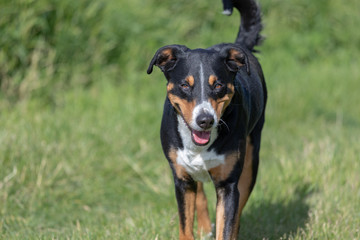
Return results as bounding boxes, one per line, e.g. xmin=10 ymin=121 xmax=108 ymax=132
xmin=196 ymin=113 xmax=214 ymax=130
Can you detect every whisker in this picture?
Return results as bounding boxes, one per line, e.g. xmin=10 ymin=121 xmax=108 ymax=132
xmin=219 ymin=119 xmax=230 ymax=132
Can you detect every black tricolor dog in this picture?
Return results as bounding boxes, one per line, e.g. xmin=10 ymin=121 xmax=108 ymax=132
xmin=147 ymin=0 xmax=267 ymax=239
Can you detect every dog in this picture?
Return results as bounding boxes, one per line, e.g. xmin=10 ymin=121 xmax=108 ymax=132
xmin=147 ymin=0 xmax=267 ymax=239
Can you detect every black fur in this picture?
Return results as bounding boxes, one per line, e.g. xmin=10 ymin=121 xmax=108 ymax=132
xmin=147 ymin=0 xmax=266 ymax=239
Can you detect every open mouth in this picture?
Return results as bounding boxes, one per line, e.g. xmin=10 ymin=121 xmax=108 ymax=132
xmin=191 ymin=129 xmax=211 ymax=146
xmin=177 ymin=109 xmax=213 ymax=146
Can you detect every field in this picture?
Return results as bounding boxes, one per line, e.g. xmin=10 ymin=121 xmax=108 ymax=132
xmin=1 ymin=0 xmax=359 ymax=239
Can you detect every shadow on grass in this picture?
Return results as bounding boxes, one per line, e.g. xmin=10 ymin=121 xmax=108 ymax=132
xmin=239 ymin=184 xmax=314 ymax=239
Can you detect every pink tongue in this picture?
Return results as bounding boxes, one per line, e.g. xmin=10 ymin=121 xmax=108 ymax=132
xmin=192 ymin=130 xmax=211 ymax=145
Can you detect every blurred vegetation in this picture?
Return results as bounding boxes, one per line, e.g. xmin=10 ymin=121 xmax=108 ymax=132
xmin=1 ymin=0 xmax=359 ymax=103
xmin=1 ymin=0 xmax=103 ymax=101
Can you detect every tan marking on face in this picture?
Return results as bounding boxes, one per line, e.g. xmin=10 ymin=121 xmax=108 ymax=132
xmin=186 ymin=75 xmax=195 ymax=87
xmin=208 ymin=75 xmax=218 ymax=86
xmin=167 ymin=82 xmax=174 ymax=92
xmin=224 ymin=83 xmax=235 ymax=111
xmin=196 ymin=182 xmax=212 ymax=237
xmin=208 ymin=83 xmax=235 ymax=120
xmin=238 ymin=136 xmax=254 ymax=214
xmin=168 ymin=93 xmax=196 ymax=124
xmin=209 ymin=151 xmax=239 ymax=182
xmin=168 ymin=149 xmax=190 ymax=180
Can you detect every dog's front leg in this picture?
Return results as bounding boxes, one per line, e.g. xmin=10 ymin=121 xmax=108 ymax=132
xmin=214 ymin=182 xmax=241 ymax=240
xmin=210 ymin=152 xmax=243 ymax=240
xmin=174 ymin=177 xmax=197 ymax=240
xmin=196 ymin=182 xmax=212 ymax=237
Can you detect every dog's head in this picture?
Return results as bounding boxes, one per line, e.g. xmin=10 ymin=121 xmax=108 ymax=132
xmin=147 ymin=44 xmax=249 ymax=146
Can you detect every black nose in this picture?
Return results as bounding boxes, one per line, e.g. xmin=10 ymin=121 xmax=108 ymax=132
xmin=196 ymin=113 xmax=214 ymax=129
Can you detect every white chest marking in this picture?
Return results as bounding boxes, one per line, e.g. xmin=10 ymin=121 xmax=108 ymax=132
xmin=176 ymin=115 xmax=225 ymax=182
xmin=177 ymin=148 xmax=225 ymax=182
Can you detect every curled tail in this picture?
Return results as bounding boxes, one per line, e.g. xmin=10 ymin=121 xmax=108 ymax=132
xmin=222 ymin=0 xmax=263 ymax=51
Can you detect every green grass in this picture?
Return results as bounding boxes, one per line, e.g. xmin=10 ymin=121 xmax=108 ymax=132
xmin=1 ymin=0 xmax=360 ymax=239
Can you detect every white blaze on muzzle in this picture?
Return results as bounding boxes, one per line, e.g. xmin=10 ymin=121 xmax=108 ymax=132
xmin=192 ymin=63 xmax=218 ymax=129
xmin=191 ymin=101 xmax=218 ymax=131
xmin=189 ymin=101 xmax=218 ymax=145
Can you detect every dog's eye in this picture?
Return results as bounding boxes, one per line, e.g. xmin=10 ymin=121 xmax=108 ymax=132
xmin=214 ymin=83 xmax=223 ymax=90
xmin=181 ymin=83 xmax=190 ymax=90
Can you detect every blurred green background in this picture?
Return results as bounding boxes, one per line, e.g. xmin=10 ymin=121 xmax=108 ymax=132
xmin=0 ymin=0 xmax=359 ymax=239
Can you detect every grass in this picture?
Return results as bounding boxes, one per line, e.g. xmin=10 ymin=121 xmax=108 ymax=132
xmin=1 ymin=0 xmax=360 ymax=239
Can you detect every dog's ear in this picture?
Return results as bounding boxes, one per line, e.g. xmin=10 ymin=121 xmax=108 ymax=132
xmin=147 ymin=45 xmax=189 ymax=74
xmin=219 ymin=45 xmax=250 ymax=75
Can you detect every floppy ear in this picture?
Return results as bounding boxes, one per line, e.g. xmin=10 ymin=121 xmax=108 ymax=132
xmin=147 ymin=45 xmax=189 ymax=74
xmin=219 ymin=45 xmax=250 ymax=75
